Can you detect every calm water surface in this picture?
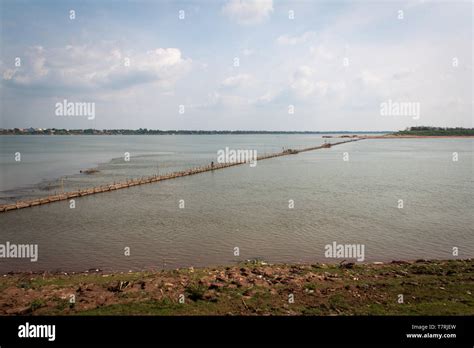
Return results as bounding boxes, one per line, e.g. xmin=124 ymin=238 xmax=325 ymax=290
xmin=0 ymin=135 xmax=472 ymax=272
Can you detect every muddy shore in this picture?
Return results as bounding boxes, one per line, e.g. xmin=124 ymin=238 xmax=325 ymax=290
xmin=0 ymin=259 xmax=472 ymax=316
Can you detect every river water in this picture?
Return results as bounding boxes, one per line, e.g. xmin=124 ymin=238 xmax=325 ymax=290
xmin=0 ymin=135 xmax=472 ymax=272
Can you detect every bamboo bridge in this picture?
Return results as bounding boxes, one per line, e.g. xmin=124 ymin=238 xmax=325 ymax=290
xmin=0 ymin=138 xmax=363 ymax=213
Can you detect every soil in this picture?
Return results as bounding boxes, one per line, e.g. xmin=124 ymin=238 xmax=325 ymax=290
xmin=0 ymin=259 xmax=472 ymax=316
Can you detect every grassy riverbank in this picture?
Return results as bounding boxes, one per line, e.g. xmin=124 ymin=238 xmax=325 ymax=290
xmin=1 ymin=259 xmax=472 ymax=316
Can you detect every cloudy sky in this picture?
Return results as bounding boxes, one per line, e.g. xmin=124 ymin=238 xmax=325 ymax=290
xmin=0 ymin=0 xmax=472 ymax=131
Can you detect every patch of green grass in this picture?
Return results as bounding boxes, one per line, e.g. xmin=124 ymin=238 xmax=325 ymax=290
xmin=0 ymin=278 xmax=15 ymax=292
xmin=243 ymin=289 xmax=278 ymax=312
xmin=328 ymin=293 xmax=351 ymax=312
xmin=18 ymin=281 xmax=33 ymax=289
xmin=78 ymin=299 xmax=180 ymax=315
xmin=30 ymin=299 xmax=46 ymax=311
xmin=356 ymin=299 xmax=474 ymax=316
xmin=55 ymin=298 xmax=71 ymax=312
xmin=26 ymin=272 xmax=153 ymax=289
xmin=301 ymin=306 xmax=326 ymax=315
xmin=185 ymin=284 xmax=207 ymax=301
xmin=77 ymin=298 xmax=221 ymax=316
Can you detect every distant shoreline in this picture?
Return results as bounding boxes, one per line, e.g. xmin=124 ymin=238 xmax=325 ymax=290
xmin=2 ymin=133 xmax=473 ymax=137
xmin=2 ymin=127 xmax=473 ymax=136
xmin=369 ymin=135 xmax=474 ymax=139
xmin=1 ymin=130 xmax=391 ymax=136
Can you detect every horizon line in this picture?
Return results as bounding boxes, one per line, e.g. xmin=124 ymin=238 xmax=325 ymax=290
xmin=2 ymin=128 xmax=394 ymax=133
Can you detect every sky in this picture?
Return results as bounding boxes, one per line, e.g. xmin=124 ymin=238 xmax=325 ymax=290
xmin=0 ymin=0 xmax=472 ymax=131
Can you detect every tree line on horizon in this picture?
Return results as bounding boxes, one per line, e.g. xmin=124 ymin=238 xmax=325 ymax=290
xmin=396 ymin=127 xmax=474 ymax=136
xmin=0 ymin=128 xmax=389 ymax=135
xmin=1 ymin=126 xmax=473 ymax=136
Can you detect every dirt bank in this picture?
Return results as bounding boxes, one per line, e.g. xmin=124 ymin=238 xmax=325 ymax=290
xmin=0 ymin=259 xmax=472 ymax=315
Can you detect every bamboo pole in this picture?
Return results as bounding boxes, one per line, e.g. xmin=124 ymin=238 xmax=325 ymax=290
xmin=0 ymin=138 xmax=363 ymax=213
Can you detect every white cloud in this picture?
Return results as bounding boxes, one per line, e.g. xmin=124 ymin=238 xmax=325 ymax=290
xmin=222 ymin=0 xmax=273 ymax=25
xmin=356 ymin=70 xmax=382 ymax=87
xmin=2 ymin=45 xmax=192 ymax=93
xmin=310 ymin=45 xmax=334 ymax=60
xmin=221 ymin=74 xmax=254 ymax=89
xmin=187 ymin=91 xmax=252 ymax=109
xmin=242 ymin=48 xmax=253 ymax=56
xmin=289 ymin=66 xmax=324 ymax=99
xmin=253 ymin=91 xmax=275 ymax=106
xmin=277 ymin=31 xmax=316 ymax=45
